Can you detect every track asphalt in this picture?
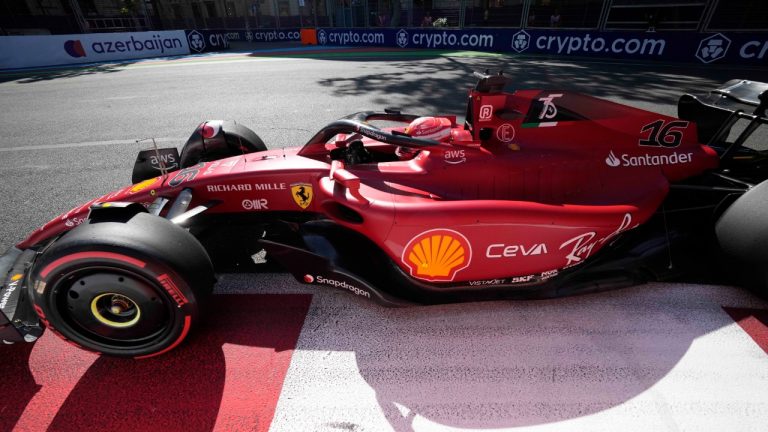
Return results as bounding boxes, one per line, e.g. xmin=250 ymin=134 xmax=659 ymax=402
xmin=0 ymin=45 xmax=767 ymax=431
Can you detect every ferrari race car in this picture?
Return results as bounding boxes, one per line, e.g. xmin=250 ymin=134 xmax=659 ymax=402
xmin=1 ymin=72 xmax=767 ymax=358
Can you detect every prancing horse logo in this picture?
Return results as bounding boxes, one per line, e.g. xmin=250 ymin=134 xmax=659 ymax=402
xmin=291 ymin=183 xmax=313 ymax=209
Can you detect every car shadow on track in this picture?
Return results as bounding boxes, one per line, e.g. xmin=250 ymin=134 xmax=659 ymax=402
xmin=3 ymin=281 xmax=766 ymax=431
xmin=285 ymin=282 xmax=768 ymax=431
xmin=315 ymin=55 xmax=768 ymax=114
xmin=0 ymin=63 xmax=134 ymax=85
xmin=0 ymin=294 xmax=311 ymax=432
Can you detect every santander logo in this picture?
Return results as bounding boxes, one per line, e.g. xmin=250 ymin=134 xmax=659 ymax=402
xmin=606 ymin=151 xmax=621 ymax=167
xmin=64 ymin=40 xmax=86 ymax=58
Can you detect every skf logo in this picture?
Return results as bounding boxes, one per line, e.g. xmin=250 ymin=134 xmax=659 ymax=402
xmin=402 ymin=229 xmax=472 ymax=282
xmin=696 ymin=33 xmax=731 ymax=64
xmin=291 ymin=183 xmax=313 ymax=209
xmin=317 ymin=30 xmax=327 ymax=45
xmin=396 ymin=29 xmax=409 ymax=48
xmin=64 ymin=40 xmax=86 ymax=58
xmin=188 ymin=30 xmax=206 ymax=53
xmin=511 ymin=30 xmax=530 ymax=53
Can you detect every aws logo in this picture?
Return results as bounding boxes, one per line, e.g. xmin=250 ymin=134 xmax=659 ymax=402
xmin=402 ymin=229 xmax=472 ymax=282
xmin=64 ymin=40 xmax=86 ymax=58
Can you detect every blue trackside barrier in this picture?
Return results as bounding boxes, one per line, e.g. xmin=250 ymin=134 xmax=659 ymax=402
xmin=0 ymin=29 xmax=231 ymax=70
xmin=310 ymin=27 xmax=768 ymax=66
xmin=1 ymin=27 xmax=764 ymax=70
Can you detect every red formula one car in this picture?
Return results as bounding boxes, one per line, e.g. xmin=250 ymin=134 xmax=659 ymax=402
xmin=1 ymin=72 xmax=767 ymax=358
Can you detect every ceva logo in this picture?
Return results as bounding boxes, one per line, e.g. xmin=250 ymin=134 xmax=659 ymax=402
xmin=64 ymin=40 xmax=86 ymax=58
xmin=396 ymin=29 xmax=409 ymax=48
xmin=696 ymin=33 xmax=731 ymax=64
xmin=511 ymin=30 xmax=530 ymax=53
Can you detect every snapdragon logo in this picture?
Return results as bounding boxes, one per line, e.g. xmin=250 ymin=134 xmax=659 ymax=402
xmin=64 ymin=40 xmax=86 ymax=58
xmin=511 ymin=30 xmax=530 ymax=53
xmin=315 ymin=275 xmax=371 ymax=298
xmin=397 ymin=29 xmax=409 ymax=48
xmin=317 ymin=29 xmax=328 ymax=45
xmin=188 ymin=30 xmax=205 ymax=53
xmin=696 ymin=33 xmax=731 ymax=64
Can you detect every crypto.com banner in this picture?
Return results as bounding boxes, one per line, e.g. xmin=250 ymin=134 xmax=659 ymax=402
xmin=314 ymin=27 xmax=768 ymax=65
xmin=222 ymin=29 xmax=301 ymax=43
xmin=0 ymin=31 xmax=190 ymax=70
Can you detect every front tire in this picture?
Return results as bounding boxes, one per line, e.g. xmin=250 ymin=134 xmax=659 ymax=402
xmin=29 ymin=212 xmax=214 ymax=358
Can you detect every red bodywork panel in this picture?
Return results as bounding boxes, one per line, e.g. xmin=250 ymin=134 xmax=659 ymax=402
xmin=19 ymin=87 xmax=719 ymax=284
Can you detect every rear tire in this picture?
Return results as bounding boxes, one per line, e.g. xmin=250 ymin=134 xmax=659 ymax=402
xmin=29 ymin=212 xmax=214 ymax=358
xmin=716 ymin=179 xmax=768 ymax=296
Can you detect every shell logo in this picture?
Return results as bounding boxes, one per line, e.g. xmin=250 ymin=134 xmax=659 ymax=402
xmin=402 ymin=229 xmax=472 ymax=282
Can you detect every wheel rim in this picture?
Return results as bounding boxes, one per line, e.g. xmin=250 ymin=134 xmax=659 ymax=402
xmin=58 ymin=269 xmax=173 ymax=346
xmin=90 ymin=293 xmax=142 ymax=328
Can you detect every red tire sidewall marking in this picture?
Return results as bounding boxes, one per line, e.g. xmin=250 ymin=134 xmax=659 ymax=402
xmin=40 ymin=252 xmax=146 ymax=279
xmin=34 ymin=251 xmax=194 ymax=357
xmin=134 ymin=315 xmax=193 ymax=360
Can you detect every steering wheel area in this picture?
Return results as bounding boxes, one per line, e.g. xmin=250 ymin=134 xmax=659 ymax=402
xmin=302 ymin=111 xmax=441 ymax=152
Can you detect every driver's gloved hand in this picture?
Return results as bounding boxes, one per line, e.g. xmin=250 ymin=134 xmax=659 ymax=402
xmin=345 ymin=140 xmax=373 ymax=165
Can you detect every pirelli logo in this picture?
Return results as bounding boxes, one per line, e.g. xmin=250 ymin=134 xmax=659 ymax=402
xmin=157 ymin=274 xmax=188 ymax=306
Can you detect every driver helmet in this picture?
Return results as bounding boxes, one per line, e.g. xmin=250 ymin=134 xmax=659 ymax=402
xmin=405 ymin=117 xmax=452 ymax=141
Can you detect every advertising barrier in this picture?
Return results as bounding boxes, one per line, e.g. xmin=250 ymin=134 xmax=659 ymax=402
xmin=0 ymin=29 xmax=231 ymax=70
xmin=184 ymin=29 xmax=230 ymax=54
xmin=1 ymin=27 xmax=764 ymax=70
xmin=313 ymin=27 xmax=768 ymax=66
xmin=223 ymin=29 xmax=301 ymax=43
xmin=0 ymin=31 xmax=189 ymax=69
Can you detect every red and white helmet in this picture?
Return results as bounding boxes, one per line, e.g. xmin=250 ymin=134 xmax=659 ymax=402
xmin=405 ymin=117 xmax=452 ymax=141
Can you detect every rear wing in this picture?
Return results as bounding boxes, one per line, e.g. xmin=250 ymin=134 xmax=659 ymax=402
xmin=678 ymin=80 xmax=768 ymax=159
